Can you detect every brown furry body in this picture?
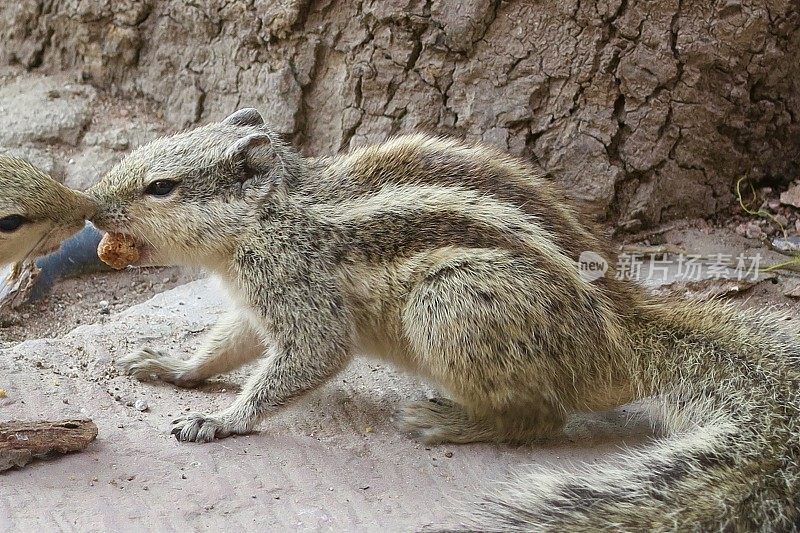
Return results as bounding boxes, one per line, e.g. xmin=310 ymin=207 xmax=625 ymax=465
xmin=89 ymin=109 xmax=800 ymax=531
xmin=0 ymin=156 xmax=95 ymax=266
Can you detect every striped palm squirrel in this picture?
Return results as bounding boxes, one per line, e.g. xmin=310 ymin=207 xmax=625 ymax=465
xmin=0 ymin=155 xmax=95 ymax=266
xmin=88 ymin=108 xmax=800 ymax=531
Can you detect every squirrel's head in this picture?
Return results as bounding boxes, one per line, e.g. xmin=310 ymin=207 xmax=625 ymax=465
xmin=89 ymin=108 xmax=305 ymax=269
xmin=0 ymin=156 xmax=96 ymax=266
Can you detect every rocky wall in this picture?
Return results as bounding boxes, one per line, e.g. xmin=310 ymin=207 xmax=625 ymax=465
xmin=1 ymin=0 xmax=799 ymax=228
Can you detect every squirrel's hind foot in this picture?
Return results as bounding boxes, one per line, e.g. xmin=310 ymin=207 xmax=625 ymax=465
xmin=400 ymin=398 xmax=566 ymax=445
xmin=399 ymin=398 xmax=499 ymax=444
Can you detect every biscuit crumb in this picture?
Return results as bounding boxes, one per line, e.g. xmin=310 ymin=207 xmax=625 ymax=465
xmin=97 ymin=233 xmax=140 ymax=269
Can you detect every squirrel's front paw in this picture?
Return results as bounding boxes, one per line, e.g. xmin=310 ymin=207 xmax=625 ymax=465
xmin=171 ymin=411 xmax=250 ymax=443
xmin=118 ymin=348 xmax=199 ymax=387
xmin=118 ymin=347 xmax=169 ymax=381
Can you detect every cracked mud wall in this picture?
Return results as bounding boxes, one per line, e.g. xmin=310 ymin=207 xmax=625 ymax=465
xmin=1 ymin=0 xmax=798 ymax=229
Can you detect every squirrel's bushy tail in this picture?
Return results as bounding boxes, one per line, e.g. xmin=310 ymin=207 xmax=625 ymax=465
xmin=461 ymin=299 xmax=800 ymax=532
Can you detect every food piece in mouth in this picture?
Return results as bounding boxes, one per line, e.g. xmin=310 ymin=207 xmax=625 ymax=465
xmin=97 ymin=232 xmax=140 ymax=270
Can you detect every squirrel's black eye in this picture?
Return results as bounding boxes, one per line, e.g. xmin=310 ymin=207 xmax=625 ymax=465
xmin=0 ymin=215 xmax=27 ymax=233
xmin=144 ymin=180 xmax=179 ymax=197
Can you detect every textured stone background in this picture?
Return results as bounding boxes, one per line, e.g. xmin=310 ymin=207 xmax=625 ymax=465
xmin=1 ymin=0 xmax=799 ymax=229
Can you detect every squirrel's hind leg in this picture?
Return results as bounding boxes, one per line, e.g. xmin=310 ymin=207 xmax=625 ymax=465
xmin=399 ymin=253 xmax=572 ymax=445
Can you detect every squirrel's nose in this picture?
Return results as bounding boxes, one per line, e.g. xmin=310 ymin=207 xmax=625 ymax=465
xmin=89 ymin=212 xmax=106 ymax=229
xmin=77 ymin=193 xmax=100 ymax=221
xmin=83 ymin=189 xmax=112 ymax=227
xmin=88 ymin=207 xmax=125 ymax=232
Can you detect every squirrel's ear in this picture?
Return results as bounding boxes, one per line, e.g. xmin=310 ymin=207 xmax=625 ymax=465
xmin=223 ymin=133 xmax=280 ymax=185
xmin=221 ymin=108 xmax=264 ymax=128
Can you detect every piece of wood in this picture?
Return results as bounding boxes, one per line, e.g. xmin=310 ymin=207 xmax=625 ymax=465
xmin=0 ymin=419 xmax=98 ymax=472
xmin=0 ymin=261 xmax=40 ymax=314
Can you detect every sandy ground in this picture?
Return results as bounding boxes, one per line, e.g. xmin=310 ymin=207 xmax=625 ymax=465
xmin=2 ymin=277 xmax=657 ymax=531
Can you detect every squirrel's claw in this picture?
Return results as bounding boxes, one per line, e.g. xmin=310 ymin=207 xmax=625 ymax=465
xmin=171 ymin=411 xmax=242 ymax=443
